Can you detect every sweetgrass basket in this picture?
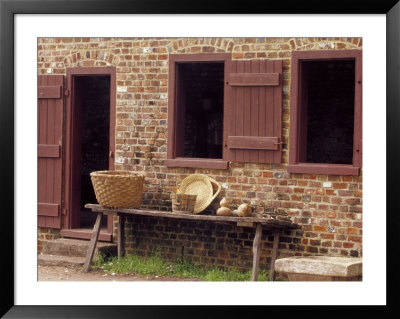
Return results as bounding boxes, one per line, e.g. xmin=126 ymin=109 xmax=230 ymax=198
xmin=171 ymin=193 xmax=197 ymax=214
xmin=177 ymin=174 xmax=221 ymax=214
xmin=90 ymin=170 xmax=145 ymax=208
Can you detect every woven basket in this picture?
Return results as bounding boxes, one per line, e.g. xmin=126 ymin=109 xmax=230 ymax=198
xmin=90 ymin=170 xmax=144 ymax=208
xmin=171 ymin=193 xmax=197 ymax=214
xmin=177 ymin=174 xmax=221 ymax=214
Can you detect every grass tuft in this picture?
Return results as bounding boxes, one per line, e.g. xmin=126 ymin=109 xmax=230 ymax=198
xmin=93 ymin=252 xmax=283 ymax=281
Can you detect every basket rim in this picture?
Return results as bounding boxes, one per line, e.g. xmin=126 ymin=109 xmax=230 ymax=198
xmin=90 ymin=170 xmax=145 ymax=178
xmin=177 ymin=174 xmax=221 ymax=214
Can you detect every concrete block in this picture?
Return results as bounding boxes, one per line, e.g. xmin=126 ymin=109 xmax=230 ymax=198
xmin=42 ymin=238 xmax=117 ymax=258
xmin=275 ymin=256 xmax=362 ymax=281
xmin=38 ymin=254 xmax=85 ymax=268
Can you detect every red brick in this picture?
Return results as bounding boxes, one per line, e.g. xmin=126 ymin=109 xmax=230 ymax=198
xmin=232 ymin=52 xmax=244 ymax=59
xmin=352 ymin=221 xmax=362 ymax=228
xmin=331 ymin=197 xmax=342 ymax=204
xmin=348 ymin=236 xmax=362 ymax=243
xmin=347 ymin=227 xmax=359 ymax=235
xmin=297 ymin=180 xmax=308 ymax=187
xmin=334 ymin=242 xmax=343 ymax=248
xmin=263 ymin=171 xmax=273 ymax=178
xmin=330 ymin=220 xmax=342 ymax=226
xmin=291 ymin=194 xmax=302 ymax=201
xmin=345 ymin=198 xmax=361 ymax=205
xmin=320 ymin=233 xmax=334 ymax=240
xmin=310 ymin=239 xmax=321 ymax=246
xmin=313 ymin=225 xmax=327 ymax=232
xmin=333 ymin=183 xmax=347 ymax=189
xmin=327 ymin=212 xmax=336 ymax=218
xmin=326 ymin=189 xmax=336 ymax=196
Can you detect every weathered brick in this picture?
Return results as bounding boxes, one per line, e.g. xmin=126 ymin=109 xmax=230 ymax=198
xmin=313 ymin=225 xmax=327 ymax=232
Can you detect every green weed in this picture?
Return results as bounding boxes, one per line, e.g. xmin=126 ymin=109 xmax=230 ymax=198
xmin=92 ymin=253 xmax=279 ymax=281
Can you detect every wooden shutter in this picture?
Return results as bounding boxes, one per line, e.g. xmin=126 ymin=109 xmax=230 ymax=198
xmin=38 ymin=75 xmax=64 ymax=229
xmin=227 ymin=60 xmax=283 ymax=163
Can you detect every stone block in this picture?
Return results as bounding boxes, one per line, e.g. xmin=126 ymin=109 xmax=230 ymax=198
xmin=275 ymin=256 xmax=362 ymax=281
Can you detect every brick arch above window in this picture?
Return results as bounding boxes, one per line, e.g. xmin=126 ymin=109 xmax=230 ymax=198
xmin=63 ymin=50 xmax=120 ymax=68
xmin=167 ymin=38 xmax=234 ymax=54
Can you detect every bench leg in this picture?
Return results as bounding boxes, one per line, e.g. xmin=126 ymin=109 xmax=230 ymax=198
xmin=269 ymin=230 xmax=280 ymax=281
xmin=117 ymin=214 xmax=125 ymax=259
xmin=251 ymin=223 xmax=263 ymax=281
xmin=83 ymin=212 xmax=103 ymax=273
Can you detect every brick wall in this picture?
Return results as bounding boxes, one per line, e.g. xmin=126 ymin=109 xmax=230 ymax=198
xmin=38 ymin=227 xmax=61 ymax=253
xmin=123 ymin=215 xmax=300 ymax=272
xmin=38 ymin=37 xmax=362 ymax=270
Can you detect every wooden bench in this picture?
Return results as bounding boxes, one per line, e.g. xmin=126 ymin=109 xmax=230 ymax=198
xmin=83 ymin=204 xmax=300 ymax=281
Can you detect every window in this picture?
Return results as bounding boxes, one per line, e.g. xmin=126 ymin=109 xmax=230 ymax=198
xmin=288 ymin=50 xmax=362 ymax=175
xmin=176 ymin=62 xmax=224 ymax=159
xmin=166 ymin=53 xmax=283 ymax=169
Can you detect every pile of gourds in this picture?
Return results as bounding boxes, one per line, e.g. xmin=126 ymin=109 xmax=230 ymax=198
xmin=216 ymin=197 xmax=252 ymax=217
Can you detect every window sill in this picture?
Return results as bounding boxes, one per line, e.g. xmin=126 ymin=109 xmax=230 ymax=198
xmin=287 ymin=163 xmax=360 ymax=176
xmin=165 ymin=158 xmax=228 ymax=169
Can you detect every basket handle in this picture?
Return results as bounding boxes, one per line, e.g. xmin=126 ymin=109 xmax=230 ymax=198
xmin=205 ymin=175 xmax=222 ymax=203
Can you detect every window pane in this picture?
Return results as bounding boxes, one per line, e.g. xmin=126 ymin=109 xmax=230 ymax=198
xmin=177 ymin=62 xmax=224 ymax=159
xmin=302 ymin=60 xmax=355 ymax=164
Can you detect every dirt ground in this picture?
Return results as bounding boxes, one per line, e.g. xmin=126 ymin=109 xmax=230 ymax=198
xmin=38 ymin=265 xmax=202 ymax=281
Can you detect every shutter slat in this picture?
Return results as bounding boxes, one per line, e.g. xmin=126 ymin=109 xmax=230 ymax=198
xmin=258 ymin=60 xmax=267 ymax=163
xmin=38 ymin=85 xmax=62 ymax=99
xmin=243 ymin=61 xmax=251 ymax=163
xmin=250 ymin=60 xmax=260 ymax=163
xmin=38 ymin=203 xmax=60 ymax=217
xmin=229 ymin=73 xmax=280 ymax=86
xmin=273 ymin=60 xmax=283 ymax=163
xmin=265 ymin=60 xmax=275 ymax=163
xmin=38 ymin=144 xmax=61 ymax=158
xmin=228 ymin=136 xmax=279 ymax=150
xmin=236 ymin=61 xmax=245 ymax=162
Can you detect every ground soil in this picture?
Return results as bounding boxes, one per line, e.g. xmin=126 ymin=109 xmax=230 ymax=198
xmin=38 ymin=265 xmax=202 ymax=281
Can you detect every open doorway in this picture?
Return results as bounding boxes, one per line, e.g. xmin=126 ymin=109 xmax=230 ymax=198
xmin=77 ymin=75 xmax=110 ymax=228
xmin=62 ymin=67 xmax=115 ymax=241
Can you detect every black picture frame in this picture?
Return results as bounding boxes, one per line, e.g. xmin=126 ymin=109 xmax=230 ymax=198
xmin=1 ymin=0 xmax=399 ymax=318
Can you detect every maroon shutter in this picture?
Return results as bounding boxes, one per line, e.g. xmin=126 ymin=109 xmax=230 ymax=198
xmin=227 ymin=60 xmax=283 ymax=163
xmin=38 ymin=75 xmax=64 ymax=229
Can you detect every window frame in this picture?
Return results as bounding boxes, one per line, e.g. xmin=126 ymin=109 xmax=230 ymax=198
xmin=287 ymin=50 xmax=362 ymax=176
xmin=165 ymin=53 xmax=231 ymax=169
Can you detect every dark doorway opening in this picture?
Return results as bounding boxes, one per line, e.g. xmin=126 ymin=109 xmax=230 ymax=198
xmin=301 ymin=59 xmax=355 ymax=164
xmin=62 ymin=67 xmax=115 ymax=242
xmin=176 ymin=62 xmax=224 ymax=159
xmin=75 ymin=76 xmax=110 ymax=228
xmin=73 ymin=75 xmax=110 ymax=228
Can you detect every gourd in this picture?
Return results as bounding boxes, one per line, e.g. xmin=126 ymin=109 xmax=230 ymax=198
xmin=237 ymin=203 xmax=252 ymax=217
xmin=220 ymin=197 xmax=229 ymax=208
xmin=216 ymin=206 xmax=233 ymax=216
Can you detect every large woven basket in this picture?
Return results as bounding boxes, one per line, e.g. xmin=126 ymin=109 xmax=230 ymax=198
xmin=177 ymin=174 xmax=221 ymax=214
xmin=90 ymin=170 xmax=144 ymax=208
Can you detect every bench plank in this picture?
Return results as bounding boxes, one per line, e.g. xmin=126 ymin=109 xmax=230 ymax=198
xmin=84 ymin=204 xmax=299 ymax=229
